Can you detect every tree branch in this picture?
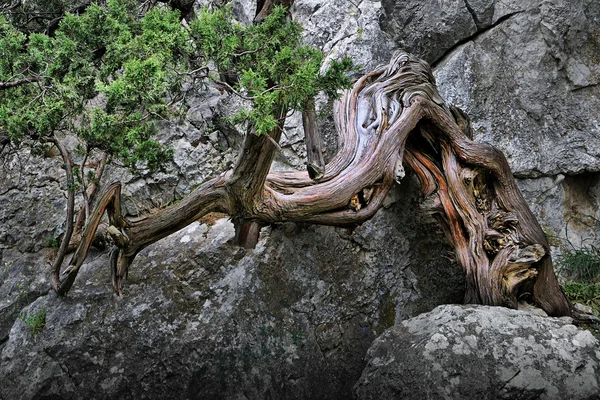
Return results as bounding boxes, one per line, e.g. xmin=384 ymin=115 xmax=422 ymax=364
xmin=48 ymin=137 xmax=76 ymax=292
xmin=61 ymin=49 xmax=573 ymax=319
xmin=0 ymin=77 xmax=39 ymax=90
xmin=302 ymin=97 xmax=325 ymax=180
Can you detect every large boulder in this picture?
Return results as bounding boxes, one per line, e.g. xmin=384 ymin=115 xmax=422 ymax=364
xmin=434 ymin=0 xmax=600 ymax=178
xmin=355 ymin=304 xmax=600 ymax=400
xmin=0 ymin=180 xmax=463 ymax=400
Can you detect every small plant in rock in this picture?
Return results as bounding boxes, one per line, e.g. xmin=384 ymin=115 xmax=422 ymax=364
xmin=563 ymin=281 xmax=600 ymax=313
xmin=558 ymin=247 xmax=600 ymax=338
xmin=44 ymin=236 xmax=60 ymax=249
xmin=561 ymin=282 xmax=600 ymax=339
xmin=19 ymin=306 xmax=47 ymax=335
xmin=556 ymin=245 xmax=600 ymax=282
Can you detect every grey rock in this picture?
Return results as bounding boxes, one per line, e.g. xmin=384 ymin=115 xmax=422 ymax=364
xmin=0 ymin=179 xmax=462 ymax=400
xmin=0 ymin=149 xmax=66 ymax=254
xmin=0 ymin=149 xmax=60 ymax=343
xmin=516 ymin=173 xmax=600 ymax=254
xmin=434 ymin=0 xmax=600 ymax=178
xmin=380 ymin=0 xmax=478 ymax=65
xmin=294 ymin=0 xmax=396 ymax=74
xmin=355 ymin=304 xmax=600 ymax=400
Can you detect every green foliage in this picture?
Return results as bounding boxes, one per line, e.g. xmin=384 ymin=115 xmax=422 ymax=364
xmin=563 ymin=281 xmax=600 ymax=307
xmin=563 ymin=281 xmax=600 ymax=338
xmin=0 ymin=1 xmax=175 ymax=171
xmin=556 ymin=245 xmax=600 ymax=282
xmin=44 ymin=235 xmax=60 ymax=249
xmin=1 ymin=1 xmax=354 ymax=166
xmin=559 ymin=246 xmax=600 ymax=338
xmin=19 ymin=306 xmax=47 ymax=335
xmin=189 ymin=5 xmax=355 ymax=134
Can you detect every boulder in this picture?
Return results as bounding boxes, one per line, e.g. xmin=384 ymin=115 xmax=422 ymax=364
xmin=355 ymin=304 xmax=600 ymax=400
xmin=0 ymin=179 xmax=463 ymax=400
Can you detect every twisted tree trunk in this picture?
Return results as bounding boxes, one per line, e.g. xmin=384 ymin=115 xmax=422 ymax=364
xmin=56 ymin=50 xmax=572 ymax=318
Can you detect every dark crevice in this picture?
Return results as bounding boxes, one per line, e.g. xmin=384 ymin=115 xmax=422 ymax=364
xmin=463 ymin=0 xmax=482 ymax=30
xmin=431 ymin=11 xmax=523 ymax=70
xmin=571 ymin=82 xmax=599 ymax=92
xmin=0 ymin=185 xmax=21 ymax=196
xmin=0 ymin=334 xmax=8 ymax=346
xmin=43 ymin=347 xmax=76 ymax=384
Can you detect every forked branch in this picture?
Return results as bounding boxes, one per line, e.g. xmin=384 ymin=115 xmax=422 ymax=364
xmin=57 ymin=50 xmax=572 ymax=317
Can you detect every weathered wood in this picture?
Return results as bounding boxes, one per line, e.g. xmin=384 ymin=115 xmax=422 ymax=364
xmin=60 ymin=50 xmax=573 ymax=318
xmin=49 ymin=137 xmax=75 ymax=292
xmin=69 ymin=154 xmax=107 ymax=250
xmin=302 ymin=97 xmax=325 ymax=180
xmin=254 ymin=0 xmax=294 ymax=23
xmin=234 ymin=219 xmax=261 ymax=249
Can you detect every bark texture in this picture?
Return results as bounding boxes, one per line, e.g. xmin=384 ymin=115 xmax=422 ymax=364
xmin=59 ymin=50 xmax=572 ymax=317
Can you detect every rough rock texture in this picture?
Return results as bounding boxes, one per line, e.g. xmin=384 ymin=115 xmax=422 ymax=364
xmin=380 ymin=0 xmax=478 ymax=65
xmin=434 ymin=0 xmax=600 ymax=178
xmin=355 ymin=305 xmax=600 ymax=400
xmin=2 ymin=0 xmax=600 ymax=398
xmin=0 ymin=149 xmax=59 ymax=345
xmin=0 ymin=180 xmax=463 ymax=400
xmin=517 ymin=173 xmax=600 ymax=250
xmin=381 ymin=0 xmax=600 ymax=250
xmin=0 ymin=86 xmax=238 ymax=345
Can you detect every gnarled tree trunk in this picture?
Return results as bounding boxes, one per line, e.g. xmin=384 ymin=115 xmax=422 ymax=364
xmin=55 ymin=50 xmax=573 ymax=318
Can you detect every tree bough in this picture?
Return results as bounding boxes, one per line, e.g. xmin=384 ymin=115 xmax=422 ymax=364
xmin=57 ymin=50 xmax=573 ymax=318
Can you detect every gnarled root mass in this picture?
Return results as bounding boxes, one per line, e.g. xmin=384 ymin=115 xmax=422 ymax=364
xmin=55 ymin=50 xmax=572 ymax=317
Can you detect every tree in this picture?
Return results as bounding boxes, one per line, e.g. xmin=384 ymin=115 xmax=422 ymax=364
xmin=0 ymin=0 xmax=584 ymax=319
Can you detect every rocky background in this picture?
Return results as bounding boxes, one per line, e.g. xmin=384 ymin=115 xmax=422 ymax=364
xmin=1 ymin=0 xmax=599 ymax=399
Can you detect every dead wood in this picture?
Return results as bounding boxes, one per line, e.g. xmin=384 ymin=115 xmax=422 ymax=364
xmin=57 ymin=50 xmax=572 ymax=317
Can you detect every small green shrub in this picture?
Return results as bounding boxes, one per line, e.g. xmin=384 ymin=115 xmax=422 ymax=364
xmin=563 ymin=281 xmax=600 ymax=310
xmin=556 ymin=245 xmax=600 ymax=282
xmin=562 ymin=281 xmax=600 ymax=339
xmin=558 ymin=246 xmax=600 ymax=338
xmin=44 ymin=236 xmax=59 ymax=249
xmin=19 ymin=306 xmax=46 ymax=335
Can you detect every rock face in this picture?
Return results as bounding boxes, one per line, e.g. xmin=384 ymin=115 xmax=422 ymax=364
xmin=0 ymin=149 xmax=60 ymax=345
xmin=0 ymin=181 xmax=463 ymax=400
xmin=382 ymin=0 xmax=600 ymax=250
xmin=434 ymin=0 xmax=600 ymax=178
xmin=355 ymin=305 xmax=600 ymax=400
xmin=2 ymin=0 xmax=600 ymax=398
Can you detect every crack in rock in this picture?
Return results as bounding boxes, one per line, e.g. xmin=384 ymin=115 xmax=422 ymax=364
xmin=431 ymin=11 xmax=523 ymax=70
xmin=463 ymin=0 xmax=482 ymax=30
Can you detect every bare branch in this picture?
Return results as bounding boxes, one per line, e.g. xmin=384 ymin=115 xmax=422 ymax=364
xmin=0 ymin=77 xmax=39 ymax=90
xmin=48 ymin=136 xmax=76 ymax=292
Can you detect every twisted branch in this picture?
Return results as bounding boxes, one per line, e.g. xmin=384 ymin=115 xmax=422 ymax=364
xmin=56 ymin=50 xmax=572 ymax=317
